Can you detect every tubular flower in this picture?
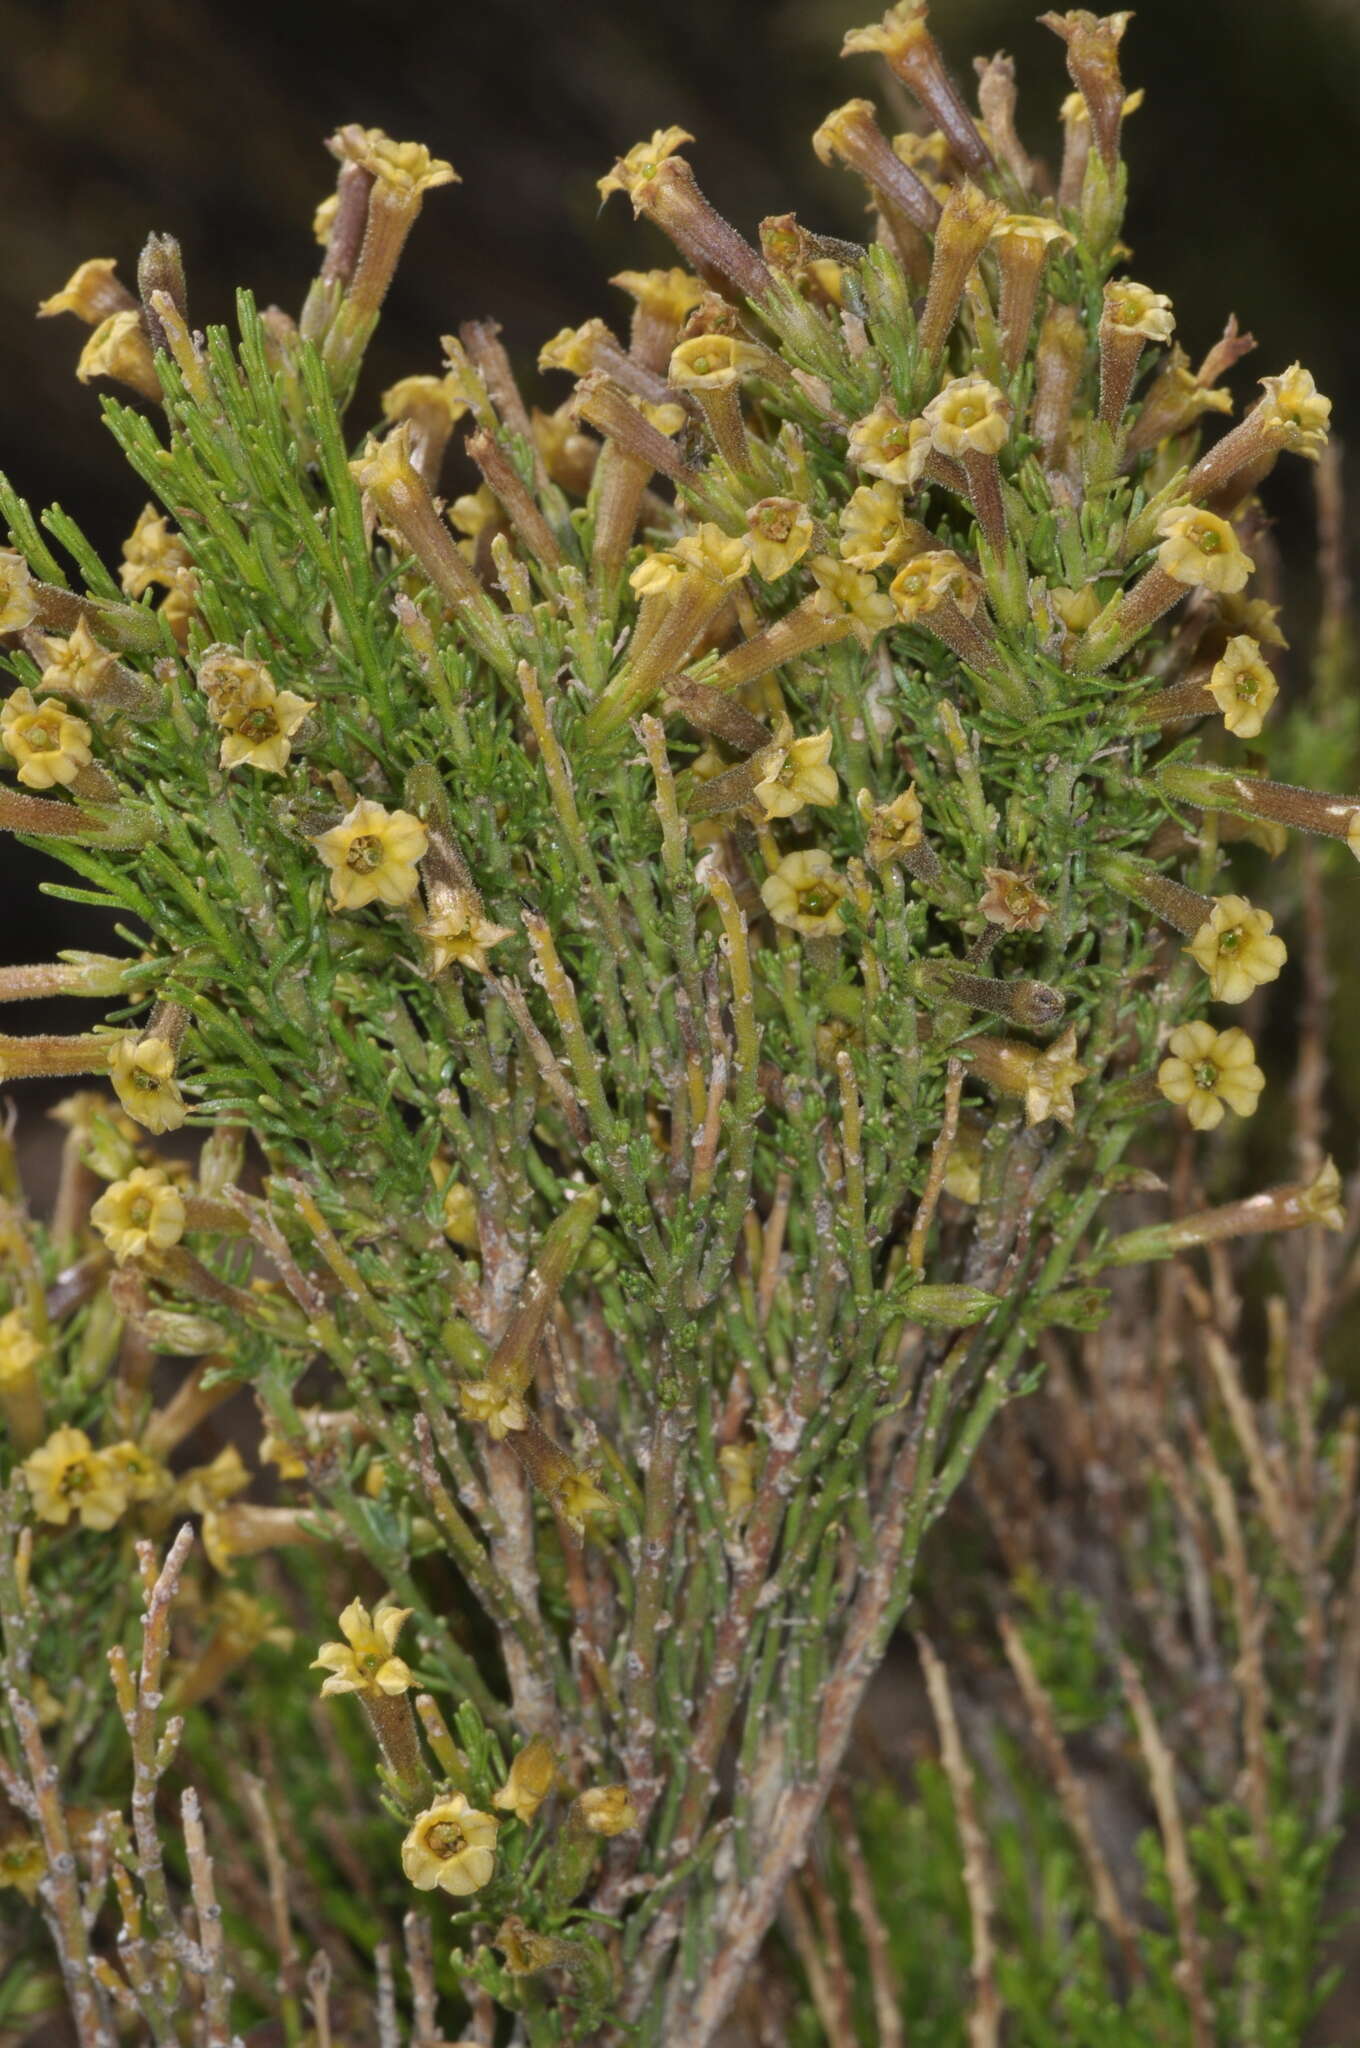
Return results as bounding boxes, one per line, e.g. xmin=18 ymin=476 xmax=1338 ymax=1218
xmin=857 ymin=784 xmax=924 ymax=865
xmin=597 ymin=127 xmax=695 ymax=204
xmin=1155 ymin=507 xmax=1254 ymax=594
xmin=1158 ymin=1022 xmax=1265 ymax=1131
xmin=313 ymin=798 xmax=428 ymax=910
xmin=109 ymin=1035 xmax=187 ymax=1134
xmin=1103 ymin=280 xmax=1174 ymax=344
xmin=36 ymin=619 xmax=117 ymax=701
xmin=761 ymin=849 xmax=848 ymax=937
xmin=22 ymin=1426 xmax=130 ymax=1531
xmin=1205 ymin=635 xmax=1277 ymax=738
xmin=921 ymin=376 xmax=1011 ymax=460
xmin=401 ymin=1796 xmax=498 ymax=1897
xmin=1187 ymin=895 xmax=1287 ymax=1004
xmin=610 ymin=266 xmax=707 ymax=325
xmin=847 ymin=403 xmax=917 ymax=484
xmin=38 ymin=257 xmax=133 ymax=324
xmin=494 ymin=1737 xmax=558 ymax=1824
xmin=216 ymin=674 xmax=314 ymax=774
xmin=0 ymin=550 xmax=39 ymax=631
xmin=0 ymin=689 xmax=93 ymax=790
xmin=311 ymin=1597 xmax=415 ymax=1697
xmin=120 ymin=507 xmax=191 ymax=596
xmin=838 ymin=481 xmax=914 ymax=570
xmin=76 ymin=310 xmax=159 ymax=400
xmin=753 ymin=726 xmax=839 ymax=820
xmin=90 ymin=1165 xmax=186 ymax=1262
xmin=807 ymin=556 xmax=895 ymax=638
xmin=745 ymin=497 xmax=815 ymax=580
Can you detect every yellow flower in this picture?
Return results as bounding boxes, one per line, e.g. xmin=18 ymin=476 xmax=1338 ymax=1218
xmin=38 ymin=257 xmax=126 ymax=323
xmin=493 ymin=1737 xmax=558 ymax=1824
xmin=1158 ymin=1021 xmax=1264 ymax=1131
xmin=597 ymin=127 xmax=694 ymax=204
xmin=401 ymin=1795 xmax=498 ymax=1896
xmin=312 ymin=192 xmax=339 ymax=246
xmin=456 ymin=1378 xmax=529 ymax=1440
xmin=577 ymin=1786 xmax=639 ymax=1837
xmin=0 ymin=1309 xmax=42 ymax=1386
xmin=90 ymin=1166 xmax=186 ymax=1262
xmin=838 ymin=481 xmax=912 ymax=571
xmin=556 ymin=1470 xmax=615 ymax=1534
xmin=216 ymin=675 xmax=314 ymax=774
xmin=745 ymin=498 xmax=815 ymax=581
xmin=312 ymin=798 xmax=428 ymax=911
xmin=610 ymin=267 xmax=707 ymax=324
xmin=260 ymin=1429 xmax=308 ymax=1481
xmin=1349 ymin=813 xmax=1360 ymax=864
xmin=120 ymin=507 xmax=191 ymax=597
xmin=36 ymin=619 xmax=117 ymax=702
xmin=1205 ymin=635 xmax=1276 ymax=738
xmin=979 ymin=867 xmax=1051 ymax=932
xmin=847 ymin=403 xmax=917 ymax=485
xmin=417 ymin=891 xmax=512 ymax=976
xmin=857 ymin=785 xmax=924 ymax=866
xmin=808 ymin=555 xmax=895 ymax=636
xmin=102 ymin=1440 xmax=170 ymax=1506
xmin=718 ymin=1441 xmax=756 ymax=1521
xmin=1103 ymin=280 xmax=1175 ymax=343
xmin=109 ymin=1035 xmax=187 ymax=1135
xmin=539 ymin=320 xmax=611 ymax=377
xmin=921 ymin=376 xmax=1011 ymax=459
xmin=841 ymin=2 xmax=927 ymax=58
xmin=76 ymin=310 xmax=157 ymax=397
xmin=668 ymin=334 xmax=762 ymax=390
xmin=1022 ymin=1025 xmax=1088 ymax=1130
xmin=753 ymin=727 xmax=839 ymax=821
xmin=175 ymin=1444 xmax=251 ymax=1514
xmin=941 ymin=1116 xmax=985 ymax=1205
xmin=380 ymin=373 xmax=469 ymax=434
xmin=992 ymin=213 xmax=1072 ymax=255
xmin=671 ymin=524 xmax=751 ymax=586
xmin=0 ymin=550 xmax=39 ymax=632
xmin=1156 ymin=507 xmax=1254 ymax=594
xmin=761 ymin=849 xmax=848 ymax=937
xmin=1187 ymin=895 xmax=1287 ymax=1004
xmin=329 ymin=126 xmax=459 ymax=198
xmin=1 ymin=688 xmax=92 ymax=790
xmin=159 ymin=568 xmax=199 ymax=645
xmin=1257 ymin=363 xmax=1331 ymax=458
xmin=212 ymin=1589 xmax=295 ymax=1654
xmin=312 ymin=1597 xmax=415 ymax=1698
xmin=1299 ymin=1157 xmax=1345 ymax=1232
xmin=22 ymin=1425 xmax=130 ymax=1531
xmin=889 ymin=551 xmax=980 ymax=623
xmin=0 ymin=1830 xmax=44 ymax=1902
xmin=449 ymin=483 xmax=500 ymax=540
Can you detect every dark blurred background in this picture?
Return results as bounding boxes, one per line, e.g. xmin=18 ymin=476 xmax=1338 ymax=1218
xmin=4 ymin=0 xmax=1360 ymax=1022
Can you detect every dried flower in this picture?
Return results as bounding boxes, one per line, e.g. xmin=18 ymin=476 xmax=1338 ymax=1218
xmin=1205 ymin=635 xmax=1277 ymax=738
xmin=753 ymin=727 xmax=839 ymax=821
xmin=1157 ymin=1021 xmax=1265 ymax=1131
xmin=0 ymin=689 xmax=93 ymax=790
xmin=857 ymin=784 xmax=924 ymax=865
xmin=494 ymin=1736 xmax=558 ymax=1824
xmin=979 ymin=867 xmax=1051 ymax=932
xmin=761 ymin=849 xmax=848 ymax=937
xmin=109 ymin=1034 xmax=187 ymax=1134
xmin=1186 ymin=895 xmax=1288 ymax=1004
xmin=313 ymin=798 xmax=428 ymax=910
xmin=22 ymin=1425 xmax=130 ymax=1531
xmin=312 ymin=1597 xmax=415 ymax=1697
xmin=1156 ymin=507 xmax=1254 ymax=594
xmin=90 ymin=1165 xmax=186 ymax=1262
xmin=401 ymin=1795 xmax=498 ymax=1896
xmin=457 ymin=1379 xmax=529 ymax=1440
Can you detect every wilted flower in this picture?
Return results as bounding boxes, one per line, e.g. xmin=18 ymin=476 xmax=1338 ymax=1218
xmin=401 ymin=1795 xmax=498 ymax=1895
xmin=1158 ymin=1021 xmax=1265 ymax=1131
xmin=311 ymin=1597 xmax=415 ymax=1697
xmin=980 ymin=867 xmax=1051 ymax=932
xmin=494 ymin=1737 xmax=558 ymax=1824
xmin=457 ymin=1379 xmax=529 ymax=1439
